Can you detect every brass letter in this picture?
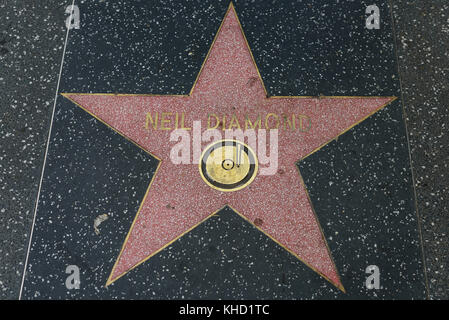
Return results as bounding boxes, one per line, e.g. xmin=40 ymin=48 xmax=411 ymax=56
xmin=282 ymin=114 xmax=295 ymax=130
xmin=145 ymin=112 xmax=158 ymax=130
xmin=160 ymin=112 xmax=172 ymax=130
xmin=180 ymin=112 xmax=191 ymax=130
xmin=245 ymin=114 xmax=262 ymax=130
xmin=265 ymin=113 xmax=280 ymax=130
xmin=298 ymin=114 xmax=311 ymax=132
xmin=207 ymin=113 xmax=219 ymax=130
xmin=228 ymin=114 xmax=241 ymax=130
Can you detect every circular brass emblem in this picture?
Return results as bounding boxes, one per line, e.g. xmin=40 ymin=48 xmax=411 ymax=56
xmin=199 ymin=139 xmax=258 ymax=192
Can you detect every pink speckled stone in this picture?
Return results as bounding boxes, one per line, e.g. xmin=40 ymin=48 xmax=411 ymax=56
xmin=64 ymin=6 xmax=394 ymax=289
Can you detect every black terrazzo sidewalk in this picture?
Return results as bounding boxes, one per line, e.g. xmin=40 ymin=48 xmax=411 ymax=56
xmin=0 ymin=0 xmax=447 ymax=299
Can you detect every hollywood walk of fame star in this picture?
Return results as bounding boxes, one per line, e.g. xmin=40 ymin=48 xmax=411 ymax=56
xmin=62 ymin=3 xmax=395 ymax=291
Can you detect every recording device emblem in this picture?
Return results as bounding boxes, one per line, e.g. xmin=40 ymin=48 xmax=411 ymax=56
xmin=199 ymin=140 xmax=258 ymax=192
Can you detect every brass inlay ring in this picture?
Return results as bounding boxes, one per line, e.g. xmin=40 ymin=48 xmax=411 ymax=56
xmin=199 ymin=139 xmax=258 ymax=192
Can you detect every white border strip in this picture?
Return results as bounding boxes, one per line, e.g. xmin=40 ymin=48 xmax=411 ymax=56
xmin=19 ymin=0 xmax=75 ymax=300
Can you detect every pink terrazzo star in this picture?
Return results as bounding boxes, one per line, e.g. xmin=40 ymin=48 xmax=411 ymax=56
xmin=63 ymin=4 xmax=395 ymax=290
